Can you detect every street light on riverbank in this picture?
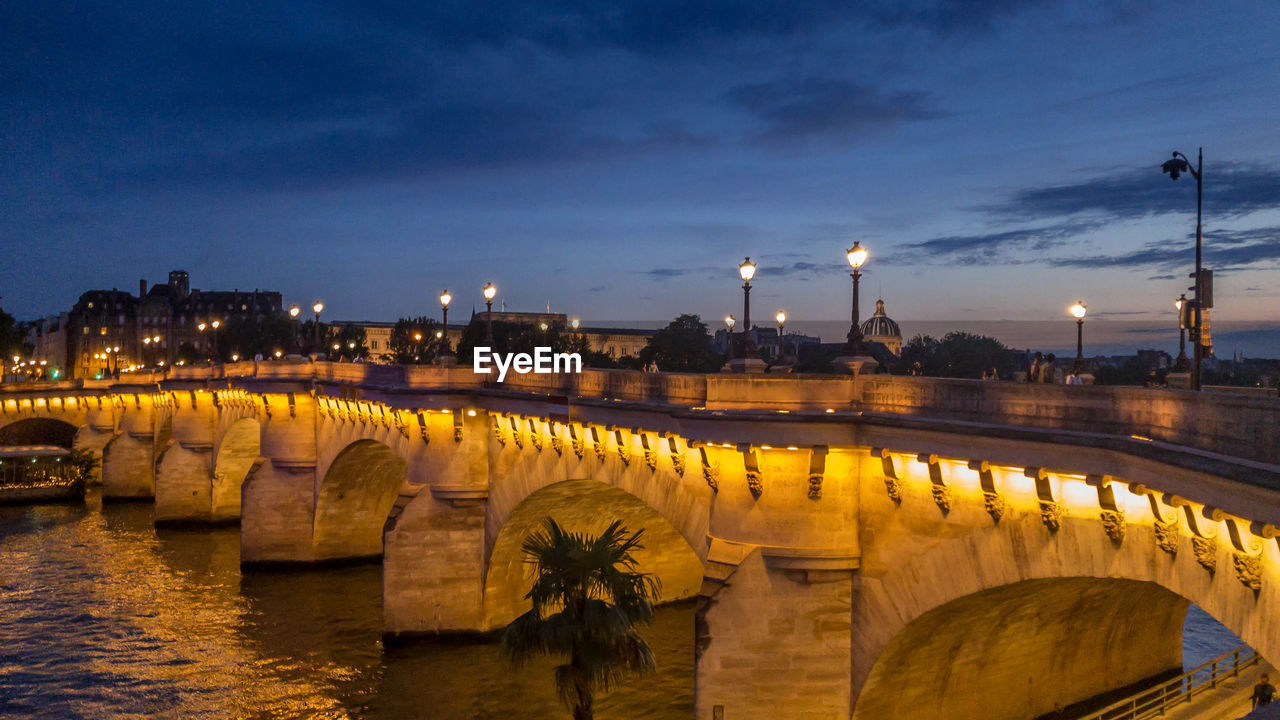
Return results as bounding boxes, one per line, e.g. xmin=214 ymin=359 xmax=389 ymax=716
xmin=1161 ymin=148 xmax=1205 ymax=391
xmin=312 ymin=302 xmax=324 ymax=351
xmin=1069 ymin=301 xmax=1087 ymax=372
xmin=438 ymin=290 xmax=454 ymax=362
xmin=844 ymin=242 xmax=869 ymax=355
xmin=483 ymin=283 xmax=497 ymax=345
xmin=1174 ymin=294 xmax=1190 ymax=371
xmin=738 ymin=258 xmax=757 ymax=357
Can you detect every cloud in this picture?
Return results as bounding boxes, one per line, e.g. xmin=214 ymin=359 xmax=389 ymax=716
xmin=729 ymin=77 xmax=939 ymax=144
xmin=898 ymin=164 xmax=1280 ymax=270
xmin=1049 ymin=226 xmax=1280 ymax=271
xmin=643 ymin=268 xmax=692 ymax=279
xmin=889 ymin=219 xmax=1105 ymax=264
xmin=990 ymin=164 xmax=1280 ymax=221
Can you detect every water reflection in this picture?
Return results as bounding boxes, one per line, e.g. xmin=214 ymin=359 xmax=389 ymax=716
xmin=0 ymin=494 xmax=693 ymax=719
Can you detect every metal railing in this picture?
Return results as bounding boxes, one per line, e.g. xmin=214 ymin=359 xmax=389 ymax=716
xmin=1077 ymin=645 xmax=1260 ymax=720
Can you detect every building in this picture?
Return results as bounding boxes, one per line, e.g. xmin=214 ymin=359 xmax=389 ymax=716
xmin=63 ymin=271 xmax=284 ymax=378
xmin=860 ymin=298 xmax=903 ymax=356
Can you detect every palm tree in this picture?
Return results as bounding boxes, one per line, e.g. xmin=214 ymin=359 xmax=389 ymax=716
xmin=502 ymin=518 xmax=660 ymax=720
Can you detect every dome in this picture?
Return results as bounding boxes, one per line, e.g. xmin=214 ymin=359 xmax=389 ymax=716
xmin=860 ymin=298 xmax=900 ymax=340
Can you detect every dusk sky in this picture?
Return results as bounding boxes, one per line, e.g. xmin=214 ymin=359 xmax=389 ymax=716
xmin=4 ymin=1 xmax=1279 ymax=338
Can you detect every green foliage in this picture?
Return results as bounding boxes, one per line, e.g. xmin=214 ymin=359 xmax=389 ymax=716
xmin=219 ymin=313 xmax=295 ymax=360
xmin=456 ymin=320 xmax=580 ymax=361
xmin=638 ymin=314 xmax=722 ymax=373
xmin=0 ymin=307 xmax=32 ymax=362
xmin=388 ymin=317 xmax=443 ymax=364
xmin=331 ymin=323 xmax=368 ymax=358
xmin=68 ymin=449 xmax=100 ymax=483
xmin=503 ymin=518 xmax=658 ymax=720
xmin=176 ymin=342 xmax=198 ymax=365
xmin=899 ymin=332 xmax=1014 ymax=379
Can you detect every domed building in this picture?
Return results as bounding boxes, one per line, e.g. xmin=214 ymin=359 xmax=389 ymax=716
xmin=860 ymin=298 xmax=902 ymax=356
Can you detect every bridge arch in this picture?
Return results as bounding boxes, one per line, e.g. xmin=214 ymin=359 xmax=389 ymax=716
xmin=312 ymin=439 xmax=407 ymax=561
xmin=483 ymin=478 xmax=706 ymax=629
xmin=210 ymin=418 xmax=260 ymax=521
xmin=0 ymin=417 xmax=80 ymax=447
xmin=851 ymin=502 xmax=1280 ymax=720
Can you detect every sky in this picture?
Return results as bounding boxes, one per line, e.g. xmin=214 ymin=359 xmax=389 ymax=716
xmin=3 ymin=1 xmax=1280 ymax=349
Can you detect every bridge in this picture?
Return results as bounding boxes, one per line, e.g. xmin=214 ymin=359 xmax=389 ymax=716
xmin=2 ymin=362 xmax=1279 ymax=720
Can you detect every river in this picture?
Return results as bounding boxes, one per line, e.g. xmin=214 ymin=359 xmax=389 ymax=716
xmin=0 ymin=494 xmax=1241 ymax=719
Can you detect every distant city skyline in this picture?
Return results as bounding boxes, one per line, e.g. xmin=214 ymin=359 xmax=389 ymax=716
xmin=4 ymin=1 xmax=1279 ymax=339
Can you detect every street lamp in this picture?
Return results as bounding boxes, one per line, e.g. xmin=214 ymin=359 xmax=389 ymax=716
xmin=210 ymin=320 xmax=221 ymax=361
xmin=438 ymin=289 xmax=454 ymax=360
xmin=1174 ymin=294 xmax=1189 ymax=371
xmin=312 ymin=301 xmax=324 ymax=352
xmin=775 ymin=310 xmax=787 ymax=362
xmin=738 ymin=258 xmax=757 ymax=356
xmin=724 ymin=315 xmax=736 ymax=361
xmin=844 ymin=241 xmax=869 ymax=354
xmin=1161 ymin=148 xmax=1205 ymax=391
xmin=483 ymin=283 xmax=497 ymax=345
xmin=571 ymin=317 xmax=581 ymax=332
xmin=1069 ymin=301 xmax=1087 ymax=371
xmin=289 ymin=305 xmax=301 ymax=351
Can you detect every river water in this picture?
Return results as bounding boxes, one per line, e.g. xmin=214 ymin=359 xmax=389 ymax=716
xmin=0 ymin=494 xmax=1241 ymax=719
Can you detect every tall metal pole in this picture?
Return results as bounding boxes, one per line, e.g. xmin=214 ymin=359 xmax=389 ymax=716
xmin=741 ymin=281 xmax=756 ymax=355
xmin=1192 ymin=148 xmax=1203 ymax=391
xmin=846 ymin=269 xmax=864 ymax=352
xmin=313 ymin=310 xmax=321 ymax=349
xmin=440 ymin=304 xmax=452 ymax=357
xmin=1076 ymin=318 xmax=1084 ymax=362
xmin=485 ymin=299 xmax=494 ymax=345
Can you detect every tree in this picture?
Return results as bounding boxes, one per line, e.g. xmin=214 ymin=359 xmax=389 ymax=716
xmin=388 ymin=316 xmax=442 ymax=364
xmin=899 ymin=332 xmax=1014 ymax=379
xmin=503 ymin=518 xmax=659 ymax=720
xmin=638 ymin=314 xmax=722 ymax=372
xmin=0 ymin=307 xmax=31 ymax=364
xmin=331 ymin=323 xmax=368 ymax=359
xmin=220 ymin=313 xmax=294 ymax=360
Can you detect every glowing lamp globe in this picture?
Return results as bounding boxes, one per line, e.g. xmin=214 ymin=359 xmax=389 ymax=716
xmin=847 ymin=242 xmax=868 ymax=269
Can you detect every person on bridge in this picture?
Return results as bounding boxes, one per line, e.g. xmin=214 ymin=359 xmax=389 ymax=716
xmin=1028 ymin=352 xmax=1043 ymax=382
xmin=1252 ymin=673 xmax=1276 ymax=710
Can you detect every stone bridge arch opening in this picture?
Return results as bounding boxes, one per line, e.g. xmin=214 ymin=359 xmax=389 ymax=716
xmin=313 ymin=439 xmax=407 ymax=562
xmin=483 ymin=478 xmax=705 ymax=629
xmin=852 ymin=577 xmax=1205 ymax=720
xmin=211 ymin=418 xmax=260 ymax=522
xmin=0 ymin=417 xmax=80 ymax=448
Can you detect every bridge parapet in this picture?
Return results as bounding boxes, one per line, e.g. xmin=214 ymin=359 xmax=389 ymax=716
xmin=11 ymin=362 xmax=1280 ymax=470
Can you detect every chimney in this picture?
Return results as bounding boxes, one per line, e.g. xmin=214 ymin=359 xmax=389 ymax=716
xmin=140 ymin=279 xmax=147 ymax=298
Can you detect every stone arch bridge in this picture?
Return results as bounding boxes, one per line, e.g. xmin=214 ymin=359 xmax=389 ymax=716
xmin=3 ymin=363 xmax=1279 ymax=720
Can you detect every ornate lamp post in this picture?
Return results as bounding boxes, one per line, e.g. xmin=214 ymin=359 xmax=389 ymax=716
xmin=1174 ymin=294 xmax=1190 ymax=371
xmin=738 ymin=258 xmax=757 ymax=357
xmin=312 ymin=302 xmax=324 ymax=352
xmin=436 ymin=289 xmax=455 ymax=366
xmin=775 ymin=310 xmax=787 ymax=362
xmin=197 ymin=321 xmax=209 ymax=361
xmin=210 ymin=319 xmax=221 ymax=361
xmin=483 ymin=283 xmax=497 ymax=345
xmin=1161 ymin=148 xmax=1204 ymax=391
xmin=289 ymin=305 xmax=300 ymax=351
xmin=1069 ymin=301 xmax=1087 ymax=372
xmin=844 ymin=242 xmax=869 ymax=353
